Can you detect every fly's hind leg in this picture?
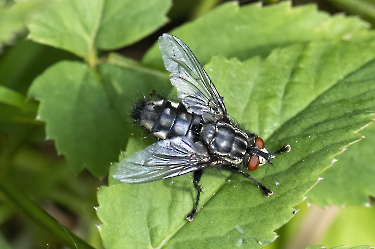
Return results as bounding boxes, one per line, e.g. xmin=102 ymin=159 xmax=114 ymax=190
xmin=221 ymin=164 xmax=273 ymax=197
xmin=186 ymin=169 xmax=204 ymax=221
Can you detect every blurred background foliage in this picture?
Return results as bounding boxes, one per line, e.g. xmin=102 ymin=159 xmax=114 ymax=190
xmin=0 ymin=0 xmax=375 ymax=248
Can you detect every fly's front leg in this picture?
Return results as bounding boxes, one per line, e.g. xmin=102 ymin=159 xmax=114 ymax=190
xmin=186 ymin=169 xmax=204 ymax=221
xmin=221 ymin=164 xmax=273 ymax=197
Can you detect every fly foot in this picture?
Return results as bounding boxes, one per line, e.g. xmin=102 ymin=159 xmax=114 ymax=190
xmin=186 ymin=212 xmax=195 ymax=222
xmin=260 ymin=185 xmax=273 ymax=197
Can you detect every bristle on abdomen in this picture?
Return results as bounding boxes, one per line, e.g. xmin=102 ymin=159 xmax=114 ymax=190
xmin=131 ymin=99 xmax=147 ymax=124
xmin=132 ymin=99 xmax=166 ymax=133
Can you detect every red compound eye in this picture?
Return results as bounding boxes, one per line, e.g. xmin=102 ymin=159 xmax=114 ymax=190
xmin=248 ymin=156 xmax=259 ymax=171
xmin=255 ymin=137 xmax=264 ymax=149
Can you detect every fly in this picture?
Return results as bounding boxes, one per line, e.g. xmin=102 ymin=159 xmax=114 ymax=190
xmin=113 ymin=33 xmax=291 ymax=221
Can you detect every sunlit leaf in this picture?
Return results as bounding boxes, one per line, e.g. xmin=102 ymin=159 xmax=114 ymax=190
xmin=28 ymin=0 xmax=171 ymax=59
xmin=143 ymin=2 xmax=375 ymax=70
xmin=206 ymin=40 xmax=375 ymax=139
xmin=308 ymin=123 xmax=375 ymax=207
xmin=0 ymin=85 xmax=37 ymax=112
xmin=28 ymin=59 xmax=169 ymax=176
xmin=97 ymin=40 xmax=375 ymax=248
xmin=0 ymin=0 xmax=49 ymax=52
xmin=321 ymin=206 xmax=375 ymax=247
xmin=306 ymin=245 xmax=373 ymax=249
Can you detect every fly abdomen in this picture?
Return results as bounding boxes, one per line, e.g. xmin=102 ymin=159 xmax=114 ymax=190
xmin=152 ymin=101 xmax=178 ymax=139
xmin=167 ymin=105 xmax=192 ymax=138
xmin=132 ymin=99 xmax=166 ymax=132
xmin=132 ymin=99 xmax=202 ymax=140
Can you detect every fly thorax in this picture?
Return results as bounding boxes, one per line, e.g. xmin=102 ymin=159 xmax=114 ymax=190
xmin=200 ymin=123 xmax=216 ymax=146
xmin=192 ymin=141 xmax=210 ymax=163
xmin=201 ymin=122 xmax=248 ymax=164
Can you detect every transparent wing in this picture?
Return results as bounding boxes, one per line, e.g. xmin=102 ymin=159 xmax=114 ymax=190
xmin=113 ymin=136 xmax=210 ymax=183
xmin=158 ymin=33 xmax=227 ymax=121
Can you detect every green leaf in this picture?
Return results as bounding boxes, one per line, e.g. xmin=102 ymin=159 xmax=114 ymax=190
xmin=28 ymin=59 xmax=169 ymax=176
xmin=28 ymin=0 xmax=171 ymax=60
xmin=321 ymin=206 xmax=375 ymax=248
xmin=306 ymin=246 xmax=374 ymax=249
xmin=0 ymin=85 xmax=37 ymax=112
xmin=8 ymin=149 xmax=97 ymax=219
xmin=0 ymin=0 xmax=49 ymax=52
xmin=95 ymin=0 xmax=170 ymax=50
xmin=97 ymin=40 xmax=375 ymax=248
xmin=0 ymin=105 xmax=38 ymax=124
xmin=143 ymin=2 xmax=375 ymax=70
xmin=327 ymin=0 xmax=375 ymax=26
xmin=29 ymin=61 xmax=121 ymax=176
xmin=0 ymin=85 xmax=38 ymax=124
xmin=0 ymin=232 xmax=11 ymax=249
xmin=308 ymin=122 xmax=375 ymax=207
xmin=205 ymin=40 xmax=375 ymax=139
xmin=0 ymin=179 xmax=95 ymax=249
xmin=321 ymin=206 xmax=375 ymax=247
xmin=0 ymin=35 xmax=80 ymax=94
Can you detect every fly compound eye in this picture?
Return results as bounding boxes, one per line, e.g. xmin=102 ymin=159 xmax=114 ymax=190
xmin=255 ymin=137 xmax=264 ymax=149
xmin=248 ymin=156 xmax=260 ymax=171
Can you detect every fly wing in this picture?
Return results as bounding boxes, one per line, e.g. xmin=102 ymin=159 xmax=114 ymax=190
xmin=113 ymin=136 xmax=210 ymax=183
xmin=158 ymin=33 xmax=227 ymax=121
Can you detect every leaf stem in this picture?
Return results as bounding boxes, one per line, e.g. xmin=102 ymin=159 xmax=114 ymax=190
xmin=189 ymin=0 xmax=220 ymax=20
xmin=0 ymin=180 xmax=95 ymax=249
xmin=0 ymin=125 xmax=36 ymax=178
xmin=107 ymin=52 xmax=170 ymax=79
xmin=328 ymin=0 xmax=375 ymax=25
xmin=85 ymin=0 xmax=104 ymax=68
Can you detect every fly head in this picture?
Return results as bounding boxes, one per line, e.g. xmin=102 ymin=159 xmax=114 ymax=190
xmin=244 ymin=136 xmax=291 ymax=171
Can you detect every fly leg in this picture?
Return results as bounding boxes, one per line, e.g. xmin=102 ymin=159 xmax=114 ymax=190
xmin=186 ymin=169 xmax=204 ymax=221
xmin=268 ymin=144 xmax=291 ymax=157
xmin=221 ymin=165 xmax=273 ymax=197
